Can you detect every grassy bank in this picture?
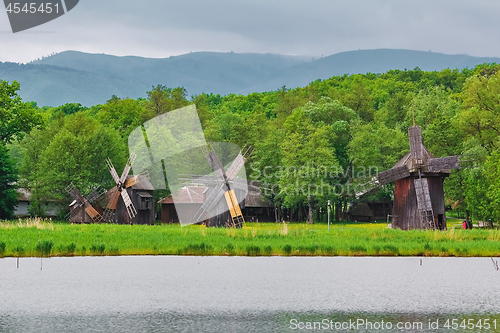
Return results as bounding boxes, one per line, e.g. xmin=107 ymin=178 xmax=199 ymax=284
xmin=1 ymin=218 xmax=500 ymax=258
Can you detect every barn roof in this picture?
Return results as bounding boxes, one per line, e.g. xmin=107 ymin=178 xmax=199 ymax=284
xmin=393 ymin=145 xmax=435 ymax=169
xmin=158 ymin=180 xmax=274 ymax=207
xmin=158 ymin=186 xmax=207 ymax=204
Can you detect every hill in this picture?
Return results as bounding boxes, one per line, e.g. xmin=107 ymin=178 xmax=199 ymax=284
xmin=1 ymin=49 xmax=499 ymax=106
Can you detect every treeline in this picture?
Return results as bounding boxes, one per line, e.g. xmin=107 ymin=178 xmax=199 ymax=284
xmin=1 ymin=64 xmax=500 ymax=224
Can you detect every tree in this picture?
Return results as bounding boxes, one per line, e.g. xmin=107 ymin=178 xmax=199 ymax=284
xmin=94 ymin=97 xmax=149 ymax=139
xmin=457 ymin=71 xmax=500 ymax=153
xmin=146 ymin=85 xmax=189 ymax=116
xmin=20 ymin=113 xmax=126 ymax=217
xmin=280 ymin=104 xmax=339 ymax=223
xmin=0 ymin=80 xmax=43 ymax=143
xmin=348 ymin=121 xmax=408 ymax=172
xmin=0 ymin=144 xmax=18 ymax=219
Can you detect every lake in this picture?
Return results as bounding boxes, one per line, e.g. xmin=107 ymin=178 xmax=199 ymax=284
xmin=1 ymin=256 xmax=499 ymax=332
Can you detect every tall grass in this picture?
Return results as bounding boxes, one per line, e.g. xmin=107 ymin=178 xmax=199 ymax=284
xmin=1 ymin=219 xmax=500 ymax=257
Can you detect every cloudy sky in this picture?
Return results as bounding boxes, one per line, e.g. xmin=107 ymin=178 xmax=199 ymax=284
xmin=1 ymin=0 xmax=500 ymax=63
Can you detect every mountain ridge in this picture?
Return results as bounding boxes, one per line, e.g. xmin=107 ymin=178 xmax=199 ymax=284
xmin=1 ymin=49 xmax=499 ymax=107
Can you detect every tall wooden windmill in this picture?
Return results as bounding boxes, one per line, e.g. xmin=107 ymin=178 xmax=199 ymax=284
xmin=377 ymin=126 xmax=462 ymax=230
xmin=65 ymin=184 xmax=106 ymax=223
xmin=103 ymin=153 xmax=145 ymax=223
xmin=191 ymin=144 xmax=252 ymax=227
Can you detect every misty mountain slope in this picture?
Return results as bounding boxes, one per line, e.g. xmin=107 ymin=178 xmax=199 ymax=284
xmin=2 ymin=49 xmax=499 ymax=107
xmin=32 ymin=51 xmax=307 ymax=95
xmin=242 ymin=49 xmax=500 ymax=94
xmin=0 ymin=62 xmax=149 ymax=106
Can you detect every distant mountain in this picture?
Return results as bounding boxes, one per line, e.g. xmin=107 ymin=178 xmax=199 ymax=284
xmin=1 ymin=49 xmax=499 ymax=107
xmin=0 ymin=62 xmax=149 ymax=107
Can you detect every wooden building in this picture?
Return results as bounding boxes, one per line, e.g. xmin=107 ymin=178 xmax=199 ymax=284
xmin=159 ymin=186 xmax=209 ymax=225
xmin=377 ymin=126 xmax=461 ymax=230
xmin=347 ymin=201 xmax=392 ymax=222
xmin=112 ymin=175 xmax=155 ymax=225
xmin=158 ymin=180 xmax=275 ymax=225
xmin=391 ymin=155 xmax=448 ymax=230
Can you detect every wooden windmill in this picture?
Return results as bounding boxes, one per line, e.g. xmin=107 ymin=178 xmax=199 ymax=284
xmin=377 ymin=125 xmax=462 ymax=230
xmin=102 ymin=153 xmax=145 ymax=223
xmin=65 ymin=184 xmax=106 ymax=223
xmin=191 ymin=144 xmax=252 ymax=227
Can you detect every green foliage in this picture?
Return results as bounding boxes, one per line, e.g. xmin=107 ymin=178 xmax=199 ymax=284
xmin=349 ymin=121 xmax=408 ymax=171
xmin=0 ymin=144 xmax=18 ymax=219
xmin=7 ymin=62 xmax=500 ymax=224
xmin=0 ymin=80 xmax=43 ymax=143
xmin=37 ymin=240 xmax=53 ymax=256
xmin=90 ymin=243 xmax=106 ymax=256
xmin=146 ymin=85 xmax=190 ymax=116
xmin=20 ymin=113 xmax=126 ymax=216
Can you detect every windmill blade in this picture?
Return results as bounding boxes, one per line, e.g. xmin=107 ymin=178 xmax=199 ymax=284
xmin=228 ymin=178 xmax=248 ymax=192
xmin=125 ymin=170 xmax=150 ymax=188
xmin=225 ymin=152 xmax=247 ymax=181
xmin=120 ymin=189 xmax=138 ymax=219
xmin=224 ymin=190 xmax=244 ymax=219
xmin=408 ymin=126 xmax=423 ymax=162
xmin=180 ymin=174 xmax=221 ymax=187
xmin=66 ymin=205 xmax=84 ymax=221
xmin=84 ymin=205 xmax=103 ymax=223
xmin=414 ymin=177 xmax=435 ymax=229
xmin=205 ymin=149 xmax=227 ymax=181
xmin=65 ymin=184 xmax=86 ymax=207
xmin=87 ymin=185 xmax=106 ymax=203
xmin=414 ymin=178 xmax=432 ymax=211
xmin=119 ymin=153 xmax=137 ymax=185
xmin=378 ymin=165 xmax=410 ymax=185
xmin=106 ymin=157 xmax=121 ymax=185
xmin=426 ymin=155 xmax=460 ymax=173
xmin=106 ymin=187 xmax=120 ymax=209
xmin=191 ymin=185 xmax=226 ymax=223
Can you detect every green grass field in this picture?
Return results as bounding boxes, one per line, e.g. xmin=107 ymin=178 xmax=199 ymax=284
xmin=1 ymin=218 xmax=500 ymax=258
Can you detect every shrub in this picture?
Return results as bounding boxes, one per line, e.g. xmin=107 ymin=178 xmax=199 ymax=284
xmin=184 ymin=242 xmax=213 ymax=255
xmin=90 ymin=244 xmax=106 ymax=255
xmin=38 ymin=240 xmax=53 ymax=256
xmin=107 ymin=246 xmax=120 ymax=255
xmin=263 ymin=245 xmax=273 ymax=256
xmin=383 ymin=244 xmax=399 ymax=256
xmin=224 ymin=243 xmax=235 ymax=255
xmin=246 ymin=245 xmax=261 ymax=256
xmin=283 ymin=244 xmax=292 ymax=256
xmin=0 ymin=241 xmax=5 ymax=256
xmin=13 ymin=245 xmax=24 ymax=256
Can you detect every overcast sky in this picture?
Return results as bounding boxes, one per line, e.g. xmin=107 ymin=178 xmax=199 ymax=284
xmin=1 ymin=0 xmax=500 ymax=63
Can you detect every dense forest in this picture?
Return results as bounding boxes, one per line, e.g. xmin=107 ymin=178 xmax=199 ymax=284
xmin=1 ymin=64 xmax=500 ymax=225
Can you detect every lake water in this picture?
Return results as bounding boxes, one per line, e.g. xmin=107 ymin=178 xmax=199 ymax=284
xmin=1 ymin=256 xmax=499 ymax=332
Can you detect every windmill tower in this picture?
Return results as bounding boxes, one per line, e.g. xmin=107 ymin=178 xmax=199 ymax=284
xmin=191 ymin=144 xmax=252 ymax=228
xmin=377 ymin=126 xmax=461 ymax=230
xmin=103 ymin=153 xmax=154 ymax=224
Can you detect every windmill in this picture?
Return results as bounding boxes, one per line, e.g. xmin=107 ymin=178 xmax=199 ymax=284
xmin=190 ymin=143 xmax=253 ymax=227
xmin=65 ymin=184 xmax=106 ymax=223
xmin=102 ymin=153 xmax=144 ymax=223
xmin=376 ymin=125 xmax=463 ymax=230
